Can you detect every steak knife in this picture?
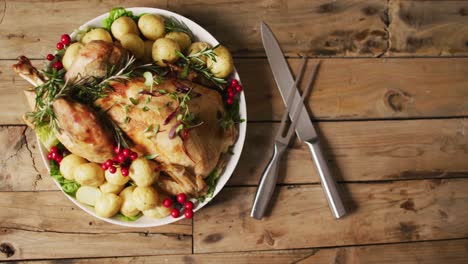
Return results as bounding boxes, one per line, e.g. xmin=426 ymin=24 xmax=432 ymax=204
xmin=259 ymin=22 xmax=346 ymax=219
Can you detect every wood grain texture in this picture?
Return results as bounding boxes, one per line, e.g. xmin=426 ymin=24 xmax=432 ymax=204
xmin=232 ymin=118 xmax=468 ymax=185
xmin=2 ymin=58 xmax=468 ymax=125
xmin=0 ymin=191 xmax=192 ymax=260
xmin=17 ymin=239 xmax=468 ymax=264
xmin=194 ymin=179 xmax=468 ymax=253
xmin=388 ymin=0 xmax=468 ymax=56
xmin=0 ymin=0 xmax=388 ymax=58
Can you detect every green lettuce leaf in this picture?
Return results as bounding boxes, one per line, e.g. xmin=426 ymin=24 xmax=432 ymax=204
xmin=50 ymin=160 xmax=80 ymax=197
xmin=35 ymin=124 xmax=59 ymax=150
xmin=102 ymin=7 xmax=143 ymax=31
xmin=116 ymin=212 xmax=142 ymax=221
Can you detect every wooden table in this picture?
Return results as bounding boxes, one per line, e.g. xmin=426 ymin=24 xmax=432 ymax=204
xmin=1 ymin=0 xmax=468 ymax=263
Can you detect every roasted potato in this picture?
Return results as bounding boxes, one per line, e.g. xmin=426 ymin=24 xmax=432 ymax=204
xmin=111 ymin=16 xmax=139 ymax=40
xmin=138 ymin=14 xmax=165 ymax=40
xmin=132 ymin=186 xmax=159 ymax=211
xmin=187 ymin=42 xmax=210 ymax=64
xmin=100 ymin=181 xmax=124 ymax=194
xmin=129 ymin=158 xmax=159 ymax=187
xmin=76 ymin=186 xmax=101 ymax=206
xmin=74 ymin=163 xmax=105 ymax=187
xmin=120 ymin=33 xmax=144 ymax=59
xmin=119 ymin=186 xmax=139 ymax=217
xmin=62 ymin=42 xmax=84 ymax=70
xmin=206 ymin=45 xmax=234 ymax=78
xmin=60 ymin=154 xmax=87 ymax=180
xmin=95 ymin=193 xmax=122 ymax=218
xmin=105 ymin=167 xmax=130 ymax=186
xmin=152 ymin=38 xmax=181 ymax=67
xmin=165 ymin=32 xmax=191 ymax=51
xmin=81 ymin=28 xmax=113 ymax=44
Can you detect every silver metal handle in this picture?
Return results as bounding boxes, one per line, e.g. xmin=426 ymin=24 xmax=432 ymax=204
xmin=305 ymin=139 xmax=346 ymax=219
xmin=250 ymin=142 xmax=287 ymax=219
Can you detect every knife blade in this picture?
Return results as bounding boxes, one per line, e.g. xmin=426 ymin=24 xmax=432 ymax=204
xmin=261 ymin=22 xmax=346 ymax=219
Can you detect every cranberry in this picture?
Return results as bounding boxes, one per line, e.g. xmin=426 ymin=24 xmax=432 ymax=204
xmin=60 ymin=34 xmax=71 ymax=45
xmin=104 ymin=159 xmax=113 ymax=167
xmin=55 ymin=155 xmax=63 ymax=163
xmin=231 ymin=79 xmax=238 ymax=87
xmin=50 ymin=152 xmax=57 ymax=160
xmin=130 ymin=152 xmax=138 ymax=160
xmin=162 ymin=198 xmax=173 ymax=208
xmin=46 ymin=54 xmax=54 ymax=61
xmin=184 ymin=201 xmax=194 ymax=210
xmin=117 ymin=154 xmax=126 ymax=163
xmin=121 ymin=167 xmax=129 ymax=177
xmin=228 ymin=90 xmax=235 ymax=98
xmin=50 ymin=146 xmax=58 ymax=153
xmin=170 ymin=208 xmax=180 ymax=218
xmin=53 ymin=61 xmax=63 ymax=70
xmin=109 ymin=166 xmax=117 ymax=174
xmin=101 ymin=163 xmax=109 ymax=170
xmin=122 ymin=148 xmax=131 ymax=157
xmin=113 ymin=146 xmax=122 ymax=155
xmin=56 ymin=42 xmax=64 ymax=50
xmin=47 ymin=153 xmax=53 ymax=160
xmin=184 ymin=209 xmax=193 ymax=219
xmin=226 ymin=98 xmax=233 ymax=105
xmin=235 ymin=85 xmax=242 ymax=92
xmin=176 ymin=193 xmax=187 ymax=204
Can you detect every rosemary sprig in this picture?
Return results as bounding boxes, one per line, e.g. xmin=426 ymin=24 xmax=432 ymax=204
xmin=176 ymin=50 xmax=227 ymax=89
xmin=165 ymin=16 xmax=194 ymax=40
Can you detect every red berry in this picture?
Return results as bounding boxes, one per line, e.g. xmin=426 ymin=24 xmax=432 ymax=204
xmin=56 ymin=42 xmax=64 ymax=50
xmin=130 ymin=152 xmax=138 ymax=160
xmin=60 ymin=34 xmax=71 ymax=45
xmin=121 ymin=167 xmax=129 ymax=177
xmin=47 ymin=153 xmax=53 ymax=160
xmin=50 ymin=146 xmax=58 ymax=153
xmin=228 ymin=90 xmax=235 ymax=98
xmin=176 ymin=193 xmax=187 ymax=204
xmin=53 ymin=61 xmax=63 ymax=70
xmin=101 ymin=163 xmax=109 ymax=170
xmin=109 ymin=166 xmax=117 ymax=174
xmin=184 ymin=209 xmax=193 ymax=219
xmin=231 ymin=79 xmax=238 ymax=87
xmin=113 ymin=146 xmax=122 ymax=155
xmin=122 ymin=148 xmax=131 ymax=157
xmin=46 ymin=54 xmax=54 ymax=61
xmin=226 ymin=98 xmax=233 ymax=105
xmin=117 ymin=153 xmax=126 ymax=163
xmin=170 ymin=208 xmax=180 ymax=218
xmin=55 ymin=155 xmax=63 ymax=163
xmin=162 ymin=198 xmax=173 ymax=208
xmin=235 ymin=85 xmax=242 ymax=93
xmin=184 ymin=201 xmax=194 ymax=210
xmin=50 ymin=152 xmax=57 ymax=160
xmin=104 ymin=159 xmax=113 ymax=167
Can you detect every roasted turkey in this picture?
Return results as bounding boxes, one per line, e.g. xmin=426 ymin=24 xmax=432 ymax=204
xmin=13 ymin=40 xmax=237 ymax=196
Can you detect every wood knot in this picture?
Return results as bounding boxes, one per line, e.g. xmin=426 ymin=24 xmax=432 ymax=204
xmin=385 ymin=90 xmax=412 ymax=112
xmin=400 ymin=198 xmax=417 ymax=212
xmin=203 ymin=233 xmax=223 ymax=244
xmin=0 ymin=242 xmax=15 ymax=258
xmin=317 ymin=3 xmax=338 ymax=13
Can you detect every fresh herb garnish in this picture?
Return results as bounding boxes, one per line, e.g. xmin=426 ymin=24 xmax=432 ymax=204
xmin=219 ymin=98 xmax=245 ymax=129
xmin=165 ymin=16 xmax=194 ymax=40
xmin=144 ymin=154 xmax=158 ymax=160
xmin=199 ymin=169 xmax=220 ymax=202
xmin=50 ymin=159 xmax=80 ymax=197
xmin=176 ymin=50 xmax=227 ymax=89
xmin=129 ymin=97 xmax=139 ymax=105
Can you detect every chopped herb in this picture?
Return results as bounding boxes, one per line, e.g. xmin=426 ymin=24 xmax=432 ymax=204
xmin=145 ymin=96 xmax=151 ymax=104
xmin=142 ymin=106 xmax=150 ymax=112
xmin=158 ymin=89 xmax=167 ymax=94
xmin=144 ymin=154 xmax=158 ymax=159
xmin=129 ymin=97 xmax=139 ymax=105
xmin=124 ymin=116 xmax=131 ymax=124
xmin=175 ymin=123 xmax=184 ymax=134
xmin=143 ymin=124 xmax=153 ymax=133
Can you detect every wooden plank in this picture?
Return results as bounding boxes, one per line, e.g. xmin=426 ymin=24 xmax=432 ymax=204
xmin=3 ymin=57 xmax=468 ymax=125
xmin=232 ymin=118 xmax=468 ymax=185
xmin=388 ymin=0 xmax=468 ymax=56
xmin=0 ymin=191 xmax=192 ymax=260
xmin=2 ymin=117 xmax=467 ymax=191
xmin=193 ymin=179 xmax=468 ymax=253
xmin=17 ymin=239 xmax=468 ymax=264
xmin=0 ymin=0 xmax=388 ymax=59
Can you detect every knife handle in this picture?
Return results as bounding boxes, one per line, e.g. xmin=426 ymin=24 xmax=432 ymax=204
xmin=251 ymin=142 xmax=287 ymax=220
xmin=305 ymin=139 xmax=346 ymax=219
